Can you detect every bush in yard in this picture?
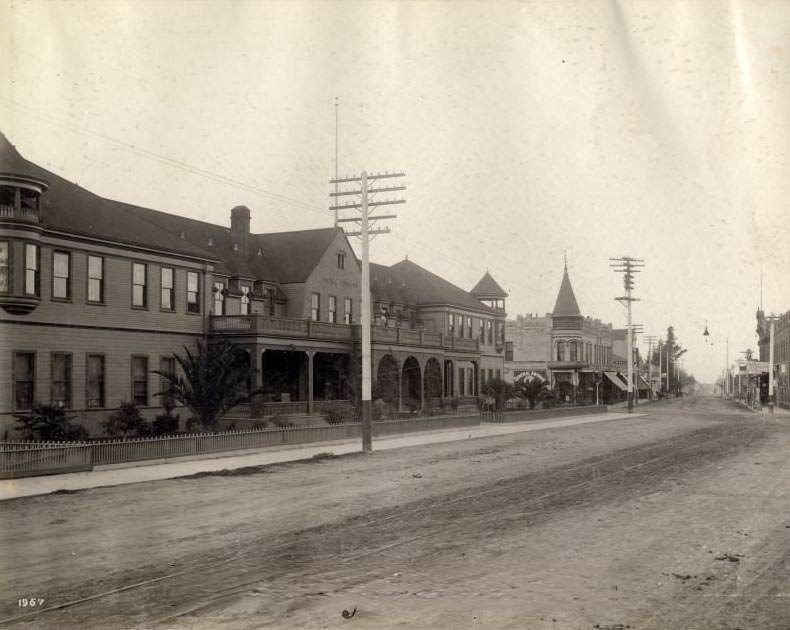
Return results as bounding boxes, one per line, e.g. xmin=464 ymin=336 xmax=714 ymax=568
xmin=252 ymin=419 xmax=269 ymax=429
xmin=103 ymin=401 xmax=151 ymax=438
xmin=14 ymin=403 xmax=89 ymax=441
xmin=151 ymin=412 xmax=179 ymax=436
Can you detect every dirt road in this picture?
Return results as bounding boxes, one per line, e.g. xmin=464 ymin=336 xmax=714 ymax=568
xmin=2 ymin=397 xmax=789 ymax=629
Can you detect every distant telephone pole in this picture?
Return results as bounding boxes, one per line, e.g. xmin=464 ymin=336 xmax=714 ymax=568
xmin=644 ymin=335 xmax=658 ymax=399
xmin=610 ymin=256 xmax=645 ymax=412
xmin=330 ymin=171 xmax=405 ymax=451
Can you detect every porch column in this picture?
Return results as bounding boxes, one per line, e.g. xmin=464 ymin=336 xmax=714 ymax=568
xmin=307 ymin=350 xmax=315 ymax=414
xmin=255 ymin=346 xmax=265 ymax=390
xmin=397 ymin=360 xmax=403 ymax=413
xmin=419 ymin=358 xmax=425 ymax=412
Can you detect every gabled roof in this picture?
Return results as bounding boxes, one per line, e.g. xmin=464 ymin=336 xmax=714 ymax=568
xmin=0 ymin=133 xmax=218 ymax=261
xmin=1 ymin=132 xmax=348 ymax=282
xmin=371 ymin=258 xmax=498 ymax=314
xmin=552 ymin=265 xmax=582 ymax=317
xmin=471 ymin=271 xmax=508 ymax=298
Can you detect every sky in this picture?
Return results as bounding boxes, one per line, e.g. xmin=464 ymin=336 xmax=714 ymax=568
xmin=2 ymin=0 xmax=789 ymax=383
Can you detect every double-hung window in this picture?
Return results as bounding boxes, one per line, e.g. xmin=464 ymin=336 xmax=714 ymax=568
xmin=310 ymin=293 xmax=320 ymax=321
xmin=186 ymin=271 xmax=200 ymax=313
xmin=213 ymin=282 xmax=225 ymax=315
xmin=0 ymin=241 xmax=9 ymax=294
xmin=24 ymin=244 xmax=39 ymax=296
xmin=14 ymin=352 xmax=35 ymax=410
xmin=52 ymin=251 xmax=71 ymax=299
xmin=132 ymin=262 xmax=147 ymax=308
xmin=343 ymin=297 xmax=352 ymax=324
xmin=328 ymin=295 xmax=337 ymax=323
xmin=51 ymin=353 xmax=72 ymax=408
xmin=88 ymin=255 xmax=104 ymax=303
xmin=160 ymin=267 xmax=175 ymax=311
xmin=240 ymin=286 xmax=251 ymax=315
xmin=132 ymin=356 xmax=148 ymax=406
xmin=86 ymin=355 xmax=105 ymax=407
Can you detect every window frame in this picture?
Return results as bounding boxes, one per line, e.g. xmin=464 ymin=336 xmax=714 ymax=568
xmin=186 ymin=270 xmax=201 ymax=314
xmin=13 ymin=350 xmax=36 ymax=411
xmin=310 ymin=292 xmax=320 ymax=321
xmin=160 ymin=266 xmax=175 ymax=312
xmin=86 ymin=353 xmax=106 ymax=408
xmin=337 ymin=251 xmax=345 ymax=270
xmin=131 ymin=262 xmax=148 ymax=309
xmin=328 ymin=295 xmax=337 ymax=323
xmin=87 ymin=254 xmax=105 ymax=304
xmin=240 ymin=285 xmax=251 ymax=315
xmin=50 ymin=352 xmax=73 ymax=408
xmin=0 ymin=240 xmax=10 ymax=295
xmin=212 ymin=281 xmax=225 ymax=315
xmin=51 ymin=250 xmax=72 ymax=301
xmin=23 ymin=243 xmax=40 ymax=297
xmin=131 ymin=354 xmax=149 ymax=407
xmin=343 ymin=297 xmax=352 ymax=324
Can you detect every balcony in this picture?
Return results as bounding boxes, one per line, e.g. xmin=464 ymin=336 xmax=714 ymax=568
xmin=210 ymin=315 xmax=353 ymax=342
xmin=211 ymin=315 xmax=481 ymax=353
xmin=0 ymin=204 xmax=40 ymax=223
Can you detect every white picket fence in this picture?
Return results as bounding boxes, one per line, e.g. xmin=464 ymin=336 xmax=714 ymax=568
xmin=0 ymin=414 xmax=481 ymax=479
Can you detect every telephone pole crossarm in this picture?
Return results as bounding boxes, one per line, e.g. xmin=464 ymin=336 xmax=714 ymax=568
xmin=329 ymin=170 xmax=405 ymax=452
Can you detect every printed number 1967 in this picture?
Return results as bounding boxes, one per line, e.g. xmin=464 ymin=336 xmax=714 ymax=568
xmin=18 ymin=598 xmax=45 ymax=607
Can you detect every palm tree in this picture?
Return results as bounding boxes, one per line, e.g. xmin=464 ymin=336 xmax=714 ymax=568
xmin=516 ymin=372 xmax=551 ymax=410
xmin=154 ymin=339 xmax=258 ymax=430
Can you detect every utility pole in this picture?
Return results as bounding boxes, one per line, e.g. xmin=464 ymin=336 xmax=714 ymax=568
xmin=644 ymin=335 xmax=657 ymax=399
xmin=724 ymin=337 xmax=732 ymax=398
xmin=610 ymin=256 xmax=645 ymax=412
xmin=768 ymin=315 xmax=776 ymax=413
xmin=329 ymin=171 xmax=405 ymax=452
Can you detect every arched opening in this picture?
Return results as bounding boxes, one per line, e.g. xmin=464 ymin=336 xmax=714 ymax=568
xmin=375 ymin=354 xmax=399 ymax=406
xmin=401 ymin=356 xmax=422 ymax=411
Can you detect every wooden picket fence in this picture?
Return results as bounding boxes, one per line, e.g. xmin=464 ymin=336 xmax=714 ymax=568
xmin=0 ymin=414 xmax=481 ymax=479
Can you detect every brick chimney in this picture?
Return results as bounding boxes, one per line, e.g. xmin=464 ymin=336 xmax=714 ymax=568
xmin=230 ymin=205 xmax=250 ymax=256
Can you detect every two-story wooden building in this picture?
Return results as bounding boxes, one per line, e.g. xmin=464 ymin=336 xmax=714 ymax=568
xmin=0 ymin=133 xmax=506 ymax=434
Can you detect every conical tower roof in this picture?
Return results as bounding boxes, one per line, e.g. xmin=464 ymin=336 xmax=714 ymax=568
xmin=552 ymin=264 xmax=581 ymax=317
xmin=471 ymin=271 xmax=508 ymax=298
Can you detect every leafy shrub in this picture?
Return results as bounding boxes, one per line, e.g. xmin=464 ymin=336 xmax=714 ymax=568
xmin=252 ymin=419 xmax=269 ymax=429
xmin=14 ymin=403 xmax=88 ymax=441
xmin=103 ymin=402 xmax=151 ymax=438
xmin=151 ymin=414 xmax=179 ymax=435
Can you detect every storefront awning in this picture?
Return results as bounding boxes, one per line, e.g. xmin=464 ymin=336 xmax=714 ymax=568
xmin=604 ymin=371 xmax=628 ymax=392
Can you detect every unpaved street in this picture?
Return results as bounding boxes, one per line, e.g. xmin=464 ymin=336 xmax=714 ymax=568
xmin=2 ymin=397 xmax=789 ymax=629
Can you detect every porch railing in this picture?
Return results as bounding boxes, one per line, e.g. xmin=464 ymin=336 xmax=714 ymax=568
xmin=211 ymin=315 xmax=483 ymax=354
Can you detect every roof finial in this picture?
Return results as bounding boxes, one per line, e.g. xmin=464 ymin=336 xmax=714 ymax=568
xmin=563 ymin=250 xmax=567 ymax=270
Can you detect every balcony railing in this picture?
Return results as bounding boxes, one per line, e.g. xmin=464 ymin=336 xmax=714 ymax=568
xmin=0 ymin=204 xmax=39 ymax=223
xmin=210 ymin=315 xmax=352 ymax=341
xmin=211 ymin=315 xmax=482 ymax=353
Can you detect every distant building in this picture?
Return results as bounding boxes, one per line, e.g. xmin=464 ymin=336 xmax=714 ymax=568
xmin=506 ymin=262 xmax=628 ymax=404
